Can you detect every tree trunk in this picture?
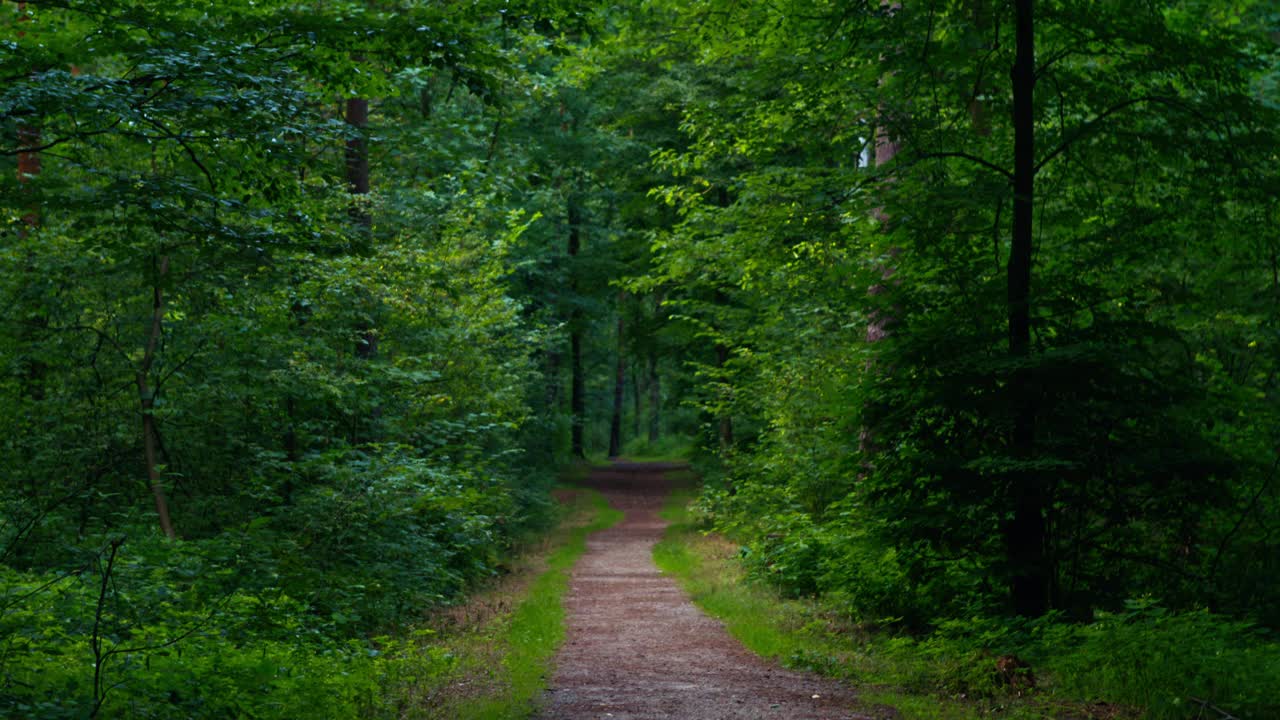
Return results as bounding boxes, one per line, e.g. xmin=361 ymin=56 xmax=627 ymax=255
xmin=137 ymin=256 xmax=176 ymax=540
xmin=345 ymin=97 xmax=379 ymax=440
xmin=715 ymin=335 xmax=733 ymax=450
xmin=17 ymin=123 xmax=40 ymax=226
xmin=648 ymin=353 xmax=660 ymax=443
xmin=1005 ymin=0 xmax=1049 ymax=618
xmin=345 ymin=98 xmax=371 ymax=226
xmin=16 ymin=5 xmax=44 ymax=400
xmin=567 ymin=195 xmax=586 ymax=458
xmin=16 ymin=123 xmax=46 ymax=401
xmin=631 ymin=367 xmax=641 ymax=441
xmin=608 ymin=293 xmax=626 ymax=457
xmin=545 ymin=349 xmax=562 ymax=414
xmin=867 ymin=6 xmax=902 ymax=343
xmin=346 ymin=95 xmax=374 ymax=354
xmin=346 ymin=96 xmax=376 ymax=359
xmin=967 ymin=0 xmax=993 ymax=137
xmin=284 ymin=298 xmax=310 ymax=466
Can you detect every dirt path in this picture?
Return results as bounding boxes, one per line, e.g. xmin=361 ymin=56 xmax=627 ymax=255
xmin=537 ymin=462 xmax=874 ymax=720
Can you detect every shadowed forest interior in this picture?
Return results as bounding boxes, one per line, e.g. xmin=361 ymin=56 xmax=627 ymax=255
xmin=2 ymin=1 xmax=1279 ymax=718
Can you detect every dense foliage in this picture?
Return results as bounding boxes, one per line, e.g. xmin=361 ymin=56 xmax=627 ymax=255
xmin=0 ymin=1 xmax=622 ymax=716
xmin=623 ymin=0 xmax=1280 ymax=715
xmin=4 ymin=0 xmax=1279 ymax=717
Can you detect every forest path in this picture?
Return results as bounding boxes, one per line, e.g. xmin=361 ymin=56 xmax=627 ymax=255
xmin=537 ymin=461 xmax=872 ymax=720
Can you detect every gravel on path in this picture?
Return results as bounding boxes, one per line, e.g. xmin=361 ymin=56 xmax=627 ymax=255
xmin=537 ymin=462 xmax=876 ymax=720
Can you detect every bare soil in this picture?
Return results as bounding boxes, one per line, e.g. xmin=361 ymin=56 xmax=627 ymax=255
xmin=537 ymin=462 xmax=875 ymax=720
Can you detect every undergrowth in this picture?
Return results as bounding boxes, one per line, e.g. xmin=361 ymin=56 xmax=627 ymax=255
xmin=380 ymin=486 xmax=622 ymax=719
xmin=654 ymin=490 xmax=1280 ymax=720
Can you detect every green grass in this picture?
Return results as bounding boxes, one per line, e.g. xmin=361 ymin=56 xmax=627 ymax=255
xmin=467 ymin=488 xmax=622 ymax=719
xmin=652 ymin=490 xmax=1042 ymax=720
xmin=655 ymin=489 xmax=1280 ymax=720
xmin=382 ymin=487 xmax=622 ymax=719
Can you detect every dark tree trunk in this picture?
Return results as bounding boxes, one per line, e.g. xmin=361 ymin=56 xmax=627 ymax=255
xmin=345 ymin=97 xmax=375 ymax=361
xmin=137 ymin=256 xmax=176 ymax=539
xmin=345 ymin=97 xmax=380 ymax=441
xmin=631 ymin=367 xmax=641 ymax=441
xmin=17 ymin=123 xmax=40 ymax=226
xmin=567 ymin=196 xmax=586 ymax=458
xmin=16 ymin=122 xmax=45 ymax=401
xmin=545 ymin=349 xmax=562 ymax=414
xmin=716 ymin=339 xmax=733 ymax=450
xmin=608 ymin=293 xmax=626 ymax=457
xmin=1005 ymin=0 xmax=1049 ymax=618
xmin=16 ymin=4 xmax=44 ymax=400
xmin=345 ymin=98 xmax=371 ymax=221
xmin=647 ymin=353 xmax=660 ymax=443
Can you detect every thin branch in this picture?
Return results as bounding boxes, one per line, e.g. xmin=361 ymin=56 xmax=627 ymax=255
xmin=0 ymin=118 xmax=125 ymax=155
xmin=909 ymin=151 xmax=1014 ymax=181
xmin=1209 ymin=454 xmax=1279 ymax=582
xmin=1034 ymin=95 xmax=1187 ymax=175
xmin=138 ymin=116 xmax=217 ymax=193
xmin=89 ymin=536 xmax=126 ymax=719
xmin=155 ymin=341 xmax=209 ymax=393
xmin=1190 ymin=697 xmax=1240 ymax=720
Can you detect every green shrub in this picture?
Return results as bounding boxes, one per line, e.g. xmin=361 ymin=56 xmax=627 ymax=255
xmin=1036 ymin=601 xmax=1280 ymax=720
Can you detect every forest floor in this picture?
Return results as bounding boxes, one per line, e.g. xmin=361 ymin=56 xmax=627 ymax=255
xmin=536 ymin=461 xmax=881 ymax=720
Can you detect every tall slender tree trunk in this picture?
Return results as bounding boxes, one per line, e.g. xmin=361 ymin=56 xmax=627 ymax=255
xmin=16 ymin=124 xmax=39 ymax=227
xmin=631 ymin=367 xmax=641 ymax=441
xmin=16 ymin=3 xmax=45 ymax=401
xmin=545 ymin=349 xmax=562 ymax=414
xmin=647 ymin=353 xmax=660 ymax=443
xmin=716 ymin=341 xmax=733 ymax=449
xmin=345 ymin=98 xmax=371 ymax=225
xmin=567 ymin=195 xmax=586 ymax=458
xmin=711 ymin=190 xmax=735 ymax=451
xmin=345 ymin=97 xmax=380 ymax=440
xmin=137 ymin=256 xmax=176 ymax=539
xmin=346 ymin=96 xmax=376 ymax=361
xmin=1005 ymin=0 xmax=1049 ymax=617
xmin=969 ymin=1 xmax=993 ymax=137
xmin=608 ymin=292 xmax=626 ymax=457
xmin=867 ymin=3 xmax=902 ymax=343
xmin=713 ymin=287 xmax=733 ymax=451
xmin=15 ymin=3 xmax=39 ymax=228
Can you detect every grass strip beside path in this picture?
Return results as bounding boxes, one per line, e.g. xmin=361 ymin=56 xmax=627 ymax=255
xmin=492 ymin=489 xmax=623 ymax=718
xmin=652 ymin=490 xmax=1035 ymax=720
xmin=383 ymin=486 xmax=622 ymax=719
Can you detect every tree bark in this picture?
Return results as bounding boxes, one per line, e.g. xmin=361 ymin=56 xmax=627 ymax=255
xmin=631 ymin=367 xmax=641 ymax=441
xmin=345 ymin=98 xmax=371 ymax=221
xmin=137 ymin=256 xmax=176 ymax=539
xmin=16 ymin=5 xmax=45 ymax=400
xmin=608 ymin=293 xmax=626 ymax=457
xmin=345 ymin=97 xmax=376 ymax=359
xmin=647 ymin=353 xmax=660 ymax=443
xmin=345 ymin=97 xmax=380 ymax=442
xmin=567 ymin=195 xmax=586 ymax=458
xmin=545 ymin=349 xmax=562 ymax=414
xmin=1005 ymin=0 xmax=1049 ymax=617
xmin=715 ymin=343 xmax=733 ymax=450
xmin=17 ymin=123 xmax=40 ymax=225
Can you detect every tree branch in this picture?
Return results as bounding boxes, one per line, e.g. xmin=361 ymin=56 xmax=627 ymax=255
xmin=1034 ymin=95 xmax=1187 ymax=175
xmin=909 ymin=151 xmax=1014 ymax=181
